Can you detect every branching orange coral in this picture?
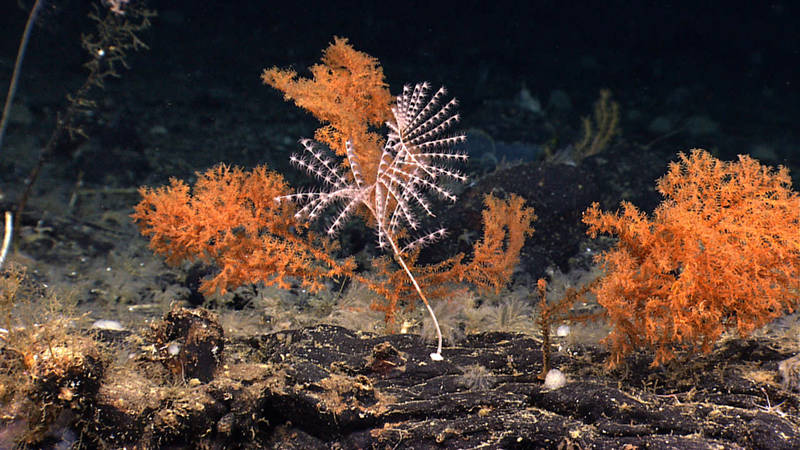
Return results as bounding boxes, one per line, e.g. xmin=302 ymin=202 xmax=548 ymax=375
xmin=132 ymin=167 xmax=535 ymax=326
xmin=132 ymin=165 xmax=355 ymax=295
xmin=366 ymin=194 xmax=536 ymax=323
xmin=584 ymin=149 xmax=800 ymax=367
xmin=263 ymin=38 xmax=529 ymax=361
xmin=261 ymin=36 xmax=392 ymax=184
xmin=134 ymin=38 xmax=536 ymax=361
xmin=465 ymin=194 xmax=537 ymax=290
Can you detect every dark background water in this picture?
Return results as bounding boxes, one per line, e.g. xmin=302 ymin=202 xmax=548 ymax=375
xmin=1 ymin=0 xmax=799 ymax=184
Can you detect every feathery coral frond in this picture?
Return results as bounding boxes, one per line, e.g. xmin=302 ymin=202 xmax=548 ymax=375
xmin=277 ymin=81 xmax=466 ymax=254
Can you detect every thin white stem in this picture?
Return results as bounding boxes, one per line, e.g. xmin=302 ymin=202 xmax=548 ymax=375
xmin=0 ymin=212 xmax=13 ymax=271
xmin=386 ymin=234 xmax=443 ymax=361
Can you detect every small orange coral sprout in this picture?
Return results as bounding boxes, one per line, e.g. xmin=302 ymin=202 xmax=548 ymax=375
xmin=466 ymin=194 xmax=537 ymax=290
xmin=584 ymin=149 xmax=800 ymax=367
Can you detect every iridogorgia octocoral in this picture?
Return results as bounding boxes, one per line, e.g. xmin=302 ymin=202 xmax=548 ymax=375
xmin=277 ymin=82 xmax=467 ymax=360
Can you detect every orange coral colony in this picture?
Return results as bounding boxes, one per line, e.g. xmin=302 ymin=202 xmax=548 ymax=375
xmin=133 ymin=38 xmax=535 ymax=361
xmin=584 ymin=149 xmax=800 ymax=367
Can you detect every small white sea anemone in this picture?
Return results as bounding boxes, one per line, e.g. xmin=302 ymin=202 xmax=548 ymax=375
xmin=457 ymin=364 xmax=496 ymax=391
xmin=543 ymin=368 xmax=567 ymax=390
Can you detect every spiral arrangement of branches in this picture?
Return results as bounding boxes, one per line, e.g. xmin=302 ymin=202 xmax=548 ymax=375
xmin=277 ymin=82 xmax=467 ymax=360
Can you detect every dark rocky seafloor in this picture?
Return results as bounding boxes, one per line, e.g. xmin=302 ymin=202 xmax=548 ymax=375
xmin=8 ymin=304 xmax=800 ymax=449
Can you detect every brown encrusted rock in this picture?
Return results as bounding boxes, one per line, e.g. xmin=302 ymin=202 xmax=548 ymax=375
xmin=148 ymin=305 xmax=224 ymax=382
xmin=16 ymin=334 xmax=106 ymax=445
xmin=91 ymin=368 xmax=163 ymax=444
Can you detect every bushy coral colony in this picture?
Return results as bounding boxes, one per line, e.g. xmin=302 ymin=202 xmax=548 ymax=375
xmin=584 ymin=149 xmax=800 ymax=366
xmin=134 ymin=37 xmax=800 ymax=367
xmin=134 ymin=38 xmax=535 ymax=360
